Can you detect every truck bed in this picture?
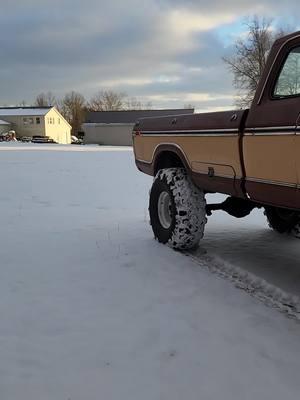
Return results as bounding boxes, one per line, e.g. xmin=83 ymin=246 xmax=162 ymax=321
xmin=133 ymin=109 xmax=248 ymax=198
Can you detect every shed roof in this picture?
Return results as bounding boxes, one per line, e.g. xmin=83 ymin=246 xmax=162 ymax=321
xmin=0 ymin=119 xmax=11 ymax=125
xmin=85 ymin=109 xmax=194 ymax=124
xmin=0 ymin=106 xmax=52 ymax=117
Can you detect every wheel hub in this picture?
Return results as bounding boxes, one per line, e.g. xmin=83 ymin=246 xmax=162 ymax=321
xmin=158 ymin=191 xmax=172 ymax=229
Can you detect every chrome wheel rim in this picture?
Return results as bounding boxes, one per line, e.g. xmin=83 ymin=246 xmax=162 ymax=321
xmin=158 ymin=191 xmax=172 ymax=229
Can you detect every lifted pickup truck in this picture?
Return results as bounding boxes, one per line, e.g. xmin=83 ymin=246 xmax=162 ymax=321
xmin=133 ymin=30 xmax=300 ymax=250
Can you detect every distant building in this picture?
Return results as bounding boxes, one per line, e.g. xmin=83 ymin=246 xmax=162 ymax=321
xmin=0 ymin=119 xmax=11 ymax=135
xmin=0 ymin=106 xmax=71 ymax=144
xmin=82 ymin=109 xmax=194 ymax=146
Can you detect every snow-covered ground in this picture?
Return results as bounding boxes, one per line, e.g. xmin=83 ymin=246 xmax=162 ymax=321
xmin=1 ymin=143 xmax=300 ymax=400
xmin=202 ymin=199 xmax=300 ymax=298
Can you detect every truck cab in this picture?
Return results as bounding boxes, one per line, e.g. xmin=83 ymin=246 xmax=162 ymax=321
xmin=243 ymin=32 xmax=300 ymax=209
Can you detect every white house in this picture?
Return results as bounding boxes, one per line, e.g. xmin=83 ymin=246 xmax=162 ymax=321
xmin=0 ymin=106 xmax=71 ymax=144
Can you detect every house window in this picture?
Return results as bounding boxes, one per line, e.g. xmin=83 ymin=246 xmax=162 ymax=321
xmin=36 ymin=117 xmax=41 ymax=124
xmin=23 ymin=117 xmax=34 ymax=125
xmin=58 ymin=118 xmax=60 ymax=124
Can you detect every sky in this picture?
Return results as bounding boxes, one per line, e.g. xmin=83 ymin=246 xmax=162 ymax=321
xmin=0 ymin=0 xmax=299 ymax=111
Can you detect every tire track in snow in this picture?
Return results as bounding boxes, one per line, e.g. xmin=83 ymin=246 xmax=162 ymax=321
xmin=186 ymin=250 xmax=300 ymax=321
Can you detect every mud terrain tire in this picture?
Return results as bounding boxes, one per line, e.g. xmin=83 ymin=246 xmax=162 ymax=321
xmin=149 ymin=168 xmax=207 ymax=250
xmin=264 ymin=206 xmax=300 ymax=238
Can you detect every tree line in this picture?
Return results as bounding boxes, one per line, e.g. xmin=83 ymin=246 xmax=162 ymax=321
xmin=33 ymin=90 xmax=153 ymax=135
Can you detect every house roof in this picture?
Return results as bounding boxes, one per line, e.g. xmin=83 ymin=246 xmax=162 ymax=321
xmin=0 ymin=119 xmax=11 ymax=125
xmin=0 ymin=106 xmax=52 ymax=117
xmin=85 ymin=109 xmax=194 ymax=124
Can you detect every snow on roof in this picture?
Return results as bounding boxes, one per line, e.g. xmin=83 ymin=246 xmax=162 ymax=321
xmin=0 ymin=119 xmax=11 ymax=125
xmin=0 ymin=107 xmax=52 ymax=117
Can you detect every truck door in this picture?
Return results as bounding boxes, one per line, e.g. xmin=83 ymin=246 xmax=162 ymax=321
xmin=296 ymin=112 xmax=300 ymax=204
xmin=244 ymin=42 xmax=300 ymax=209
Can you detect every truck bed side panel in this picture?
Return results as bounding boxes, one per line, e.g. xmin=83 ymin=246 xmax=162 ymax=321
xmin=134 ymin=110 xmax=248 ymax=198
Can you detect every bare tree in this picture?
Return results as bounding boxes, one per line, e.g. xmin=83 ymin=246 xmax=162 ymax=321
xmin=88 ymin=90 xmax=126 ymax=111
xmin=223 ymin=17 xmax=286 ymax=108
xmin=183 ymin=103 xmax=195 ymax=110
xmin=58 ymin=91 xmax=86 ymax=135
xmin=124 ymin=97 xmax=153 ymax=110
xmin=88 ymin=90 xmax=154 ymax=111
xmin=18 ymin=100 xmax=28 ymax=107
xmin=35 ymin=91 xmax=56 ymax=107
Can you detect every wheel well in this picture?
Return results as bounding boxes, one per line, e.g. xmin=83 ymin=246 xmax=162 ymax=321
xmin=154 ymin=151 xmax=185 ymax=175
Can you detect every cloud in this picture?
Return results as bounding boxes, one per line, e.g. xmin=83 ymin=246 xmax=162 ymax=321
xmin=0 ymin=0 xmax=299 ymax=110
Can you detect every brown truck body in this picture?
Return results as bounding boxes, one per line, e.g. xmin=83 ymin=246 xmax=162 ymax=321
xmin=133 ymin=31 xmax=300 ymax=211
